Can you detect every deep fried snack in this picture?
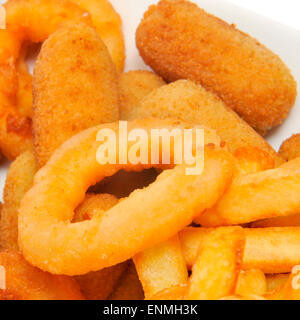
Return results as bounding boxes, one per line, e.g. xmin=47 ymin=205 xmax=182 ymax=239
xmin=134 ymin=235 xmax=188 ymax=299
xmin=109 ymin=261 xmax=144 ymax=300
xmin=0 ymin=29 xmax=33 ymax=159
xmin=125 ymin=80 xmax=282 ymax=166
xmin=136 ymin=0 xmax=297 ymax=133
xmin=16 ymin=46 xmax=33 ymax=119
xmin=73 ymin=193 xmax=127 ymax=300
xmin=120 ymin=70 xmax=165 ymax=120
xmin=73 ymin=193 xmax=119 ymax=222
xmin=19 ymin=119 xmax=234 ymax=275
xmin=0 ymin=151 xmax=36 ymax=250
xmin=186 ymin=227 xmax=245 ymax=300
xmin=180 ymin=227 xmax=300 ymax=274
xmin=0 ymin=250 xmax=84 ymax=300
xmin=5 ymin=0 xmax=124 ymax=71
xmin=279 ymin=134 xmax=300 ymax=162
xmin=33 ymin=23 xmax=119 ymax=167
xmin=197 ymin=157 xmax=300 ymax=227
xmin=72 ymin=0 xmax=125 ymax=72
xmin=235 ymin=269 xmax=267 ymax=297
xmin=0 ymin=0 xmax=91 ymax=159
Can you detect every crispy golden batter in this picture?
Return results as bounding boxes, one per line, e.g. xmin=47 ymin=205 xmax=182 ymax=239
xmin=0 ymin=250 xmax=84 ymax=300
xmin=33 ymin=23 xmax=120 ymax=167
xmin=125 ymin=80 xmax=282 ymax=166
xmin=0 ymin=151 xmax=36 ymax=250
xmin=19 ymin=119 xmax=233 ymax=275
xmin=120 ymin=70 xmax=165 ymax=120
xmin=136 ymin=0 xmax=297 ymax=133
xmin=279 ymin=134 xmax=300 ymax=162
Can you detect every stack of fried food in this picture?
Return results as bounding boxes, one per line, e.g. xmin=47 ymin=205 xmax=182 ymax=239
xmin=0 ymin=0 xmax=299 ymax=300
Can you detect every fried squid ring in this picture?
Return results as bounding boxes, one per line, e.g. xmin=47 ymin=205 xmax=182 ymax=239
xmin=0 ymin=29 xmax=33 ymax=159
xmin=19 ymin=119 xmax=234 ymax=275
xmin=5 ymin=0 xmax=124 ymax=71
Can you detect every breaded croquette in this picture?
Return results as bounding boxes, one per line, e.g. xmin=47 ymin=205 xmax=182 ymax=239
xmin=33 ymin=23 xmax=120 ymax=168
xmin=120 ymin=70 xmax=165 ymax=120
xmin=136 ymin=0 xmax=297 ymax=134
xmin=125 ymin=79 xmax=283 ymax=166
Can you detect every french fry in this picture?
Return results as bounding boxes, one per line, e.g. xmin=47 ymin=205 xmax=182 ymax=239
xmin=235 ymin=269 xmax=267 ymax=297
xmin=134 ymin=235 xmax=188 ymax=299
xmin=186 ymin=227 xmax=245 ymax=300
xmin=180 ymin=227 xmax=300 ymax=274
xmin=196 ymin=157 xmax=300 ymax=227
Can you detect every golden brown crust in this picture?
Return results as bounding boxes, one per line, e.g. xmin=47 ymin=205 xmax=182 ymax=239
xmin=120 ymin=70 xmax=165 ymax=120
xmin=136 ymin=0 xmax=297 ymax=133
xmin=125 ymin=79 xmax=283 ymax=166
xmin=33 ymin=23 xmax=120 ymax=167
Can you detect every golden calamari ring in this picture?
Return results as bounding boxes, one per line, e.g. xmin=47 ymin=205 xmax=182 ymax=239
xmin=19 ymin=119 xmax=234 ymax=275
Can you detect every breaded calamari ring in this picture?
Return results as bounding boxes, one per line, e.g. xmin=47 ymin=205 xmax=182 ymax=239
xmin=33 ymin=23 xmax=119 ymax=167
xmin=72 ymin=0 xmax=125 ymax=72
xmin=125 ymin=80 xmax=282 ymax=166
xmin=0 ymin=29 xmax=33 ymax=159
xmin=279 ymin=134 xmax=300 ymax=162
xmin=15 ymin=46 xmax=33 ymax=119
xmin=5 ymin=0 xmax=124 ymax=71
xmin=120 ymin=70 xmax=165 ymax=120
xmin=0 ymin=0 xmax=92 ymax=159
xmin=19 ymin=119 xmax=234 ymax=275
xmin=0 ymin=151 xmax=36 ymax=251
xmin=136 ymin=0 xmax=297 ymax=133
xmin=0 ymin=250 xmax=84 ymax=300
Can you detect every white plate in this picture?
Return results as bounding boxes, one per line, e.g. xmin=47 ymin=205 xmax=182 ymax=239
xmin=0 ymin=0 xmax=299 ymax=200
